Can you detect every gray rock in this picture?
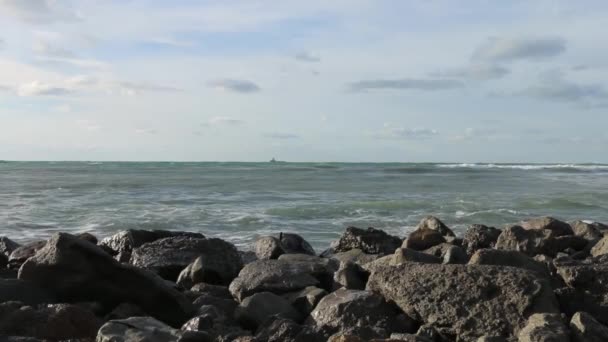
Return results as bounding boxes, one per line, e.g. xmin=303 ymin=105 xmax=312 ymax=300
xmin=443 ymin=245 xmax=468 ymax=264
xmin=462 ymin=224 xmax=502 ymax=255
xmin=388 ymin=333 xmax=433 ymax=341
xmin=105 ymin=302 xmax=147 ymax=320
xmin=495 ymin=225 xmax=586 ymax=257
xmin=366 ymin=263 xmax=559 ymax=340
xmin=18 ymin=233 xmax=193 ymax=327
xmin=99 ymin=229 xmax=205 ymax=262
xmin=570 ymin=311 xmax=608 ymax=342
xmin=520 ymin=217 xmax=573 ymax=237
xmin=416 ymin=216 xmax=456 ymax=237
xmin=190 ymin=283 xmax=232 ymax=299
xmin=328 ymin=227 xmax=402 ymax=255
xmin=329 ymin=248 xmax=381 ymax=266
xmin=0 ymin=237 xmax=20 ymax=257
xmin=333 ymin=261 xmax=367 ymax=290
xmin=517 ymin=313 xmax=569 ymax=342
xmin=254 ymin=318 xmax=321 ymax=342
xmin=279 ymin=233 xmax=316 ymax=256
xmin=130 ymin=236 xmax=242 ymax=284
xmin=192 ymin=294 xmax=238 ymax=320
xmin=96 ymin=316 xmax=183 ymax=342
xmin=255 ymin=236 xmax=284 ymax=260
xmin=235 ymin=292 xmax=302 ymax=329
xmin=403 ymin=228 xmax=446 ymax=251
xmin=177 ymin=256 xmax=205 ymax=288
xmin=468 ymin=249 xmax=550 ymax=277
xmin=555 ymin=262 xmax=608 ymax=325
xmin=570 ymin=221 xmax=605 ymax=241
xmin=283 ymin=286 xmax=327 ymax=316
xmin=307 ymin=288 xmax=404 ymax=340
xmin=394 ymin=248 xmax=442 ymax=264
xmin=8 ymin=241 xmax=46 ymax=268
xmin=590 ymin=236 xmax=608 ymax=257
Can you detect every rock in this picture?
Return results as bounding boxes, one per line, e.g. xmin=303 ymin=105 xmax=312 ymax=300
xmin=283 ymin=286 xmax=327 ymax=316
xmin=388 ymin=333 xmax=433 ymax=341
xmin=329 ymin=249 xmax=382 ymax=265
xmin=307 ymin=288 xmax=405 ymax=340
xmin=192 ymin=294 xmax=238 ymax=320
xmin=462 ymin=224 xmax=502 ymax=255
xmin=517 ymin=313 xmax=569 ymax=342
xmin=0 ymin=279 xmax=56 ymax=305
xmin=234 ymin=292 xmax=302 ymax=329
xmin=0 ymin=302 xmax=102 ymax=340
xmin=280 ymin=233 xmax=316 ymax=255
xmin=96 ymin=316 xmax=183 ymax=342
xmin=333 ymin=261 xmax=367 ymax=290
xmin=495 ymin=225 xmax=585 ymax=257
xmin=254 ymin=318 xmax=321 ymax=342
xmin=190 ymin=283 xmax=232 ymax=299
xmin=181 ymin=313 xmax=216 ymax=332
xmin=130 ymin=236 xmax=242 ymax=284
xmin=328 ymin=227 xmax=402 ymax=255
xmin=590 ymin=236 xmax=608 ymax=257
xmin=416 ymin=216 xmax=455 ymax=237
xmin=443 ymin=245 xmax=468 ymax=264
xmin=105 ymin=302 xmax=147 ymax=320
xmin=403 ymin=228 xmax=446 ymax=251
xmin=0 ymin=237 xmax=20 ymax=257
xmin=177 ymin=256 xmax=205 ymax=288
xmin=240 ymin=251 xmax=258 ymax=265
xmin=570 ymin=311 xmax=608 ymax=342
xmin=99 ymin=229 xmax=205 ymax=262
xmin=8 ymin=241 xmax=46 ymax=267
xmin=468 ymin=249 xmax=550 ymax=277
xmin=520 ymin=217 xmax=573 ymax=237
xmin=366 ymin=263 xmax=559 ymax=340
xmin=570 ymin=221 xmax=604 ymax=241
xmin=394 ymin=248 xmax=441 ymax=264
xmin=254 ymin=236 xmax=284 ymax=260
xmin=77 ymin=232 xmax=98 ymax=244
xmin=555 ymin=262 xmax=608 ymax=325
xmin=18 ymin=233 xmax=193 ymax=327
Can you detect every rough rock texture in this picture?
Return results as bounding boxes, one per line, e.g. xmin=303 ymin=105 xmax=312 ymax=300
xmin=403 ymin=228 xmax=446 ymax=251
xmin=283 ymin=286 xmax=327 ymax=316
xmin=130 ymin=236 xmax=242 ymax=284
xmin=192 ymin=294 xmax=238 ymax=320
xmin=176 ymin=256 xmax=204 ymax=288
xmin=0 ymin=237 xmax=20 ymax=257
xmin=328 ymin=227 xmax=402 ymax=255
xmin=462 ymin=224 xmax=502 ymax=255
xmin=442 ymin=245 xmax=468 ymax=264
xmin=329 ymin=249 xmax=381 ymax=266
xmin=279 ymin=233 xmax=316 ymax=255
xmin=555 ymin=261 xmax=608 ymax=325
xmin=254 ymin=236 xmax=284 ymax=260
xmin=99 ymin=229 xmax=205 ymax=262
xmin=254 ymin=318 xmax=321 ymax=342
xmin=416 ymin=216 xmax=455 ymax=237
xmin=394 ymin=248 xmax=442 ymax=264
xmin=570 ymin=221 xmax=605 ymax=241
xmin=0 ymin=279 xmax=56 ymax=305
xmin=517 ymin=313 xmax=569 ymax=342
xmin=590 ymin=236 xmax=608 ymax=257
xmin=234 ymin=292 xmax=302 ymax=329
xmin=190 ymin=283 xmax=232 ymax=299
xmin=0 ymin=302 xmax=102 ymax=340
xmin=333 ymin=261 xmax=367 ymax=290
xmin=520 ymin=217 xmax=573 ymax=237
xmin=468 ymin=249 xmax=550 ymax=277
xmin=366 ymin=263 xmax=559 ymax=340
xmin=18 ymin=233 xmax=193 ymax=327
xmin=307 ymin=288 xmax=406 ymax=340
xmin=495 ymin=225 xmax=586 ymax=257
xmin=96 ymin=316 xmax=183 ymax=342
xmin=8 ymin=241 xmax=46 ymax=267
xmin=570 ymin=311 xmax=608 ymax=342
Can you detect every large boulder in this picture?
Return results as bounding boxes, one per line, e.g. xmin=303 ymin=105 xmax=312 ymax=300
xmin=234 ymin=292 xmax=302 ymax=329
xmin=279 ymin=233 xmax=316 ymax=255
xmin=495 ymin=225 xmax=586 ymax=257
xmin=416 ymin=216 xmax=455 ymax=237
xmin=468 ymin=249 xmax=550 ymax=278
xmin=328 ymin=227 xmax=402 ymax=255
xmin=403 ymin=229 xmax=446 ymax=251
xmin=520 ymin=217 xmax=573 ymax=237
xmin=329 ymin=249 xmax=381 ymax=266
xmin=99 ymin=229 xmax=205 ymax=262
xmin=366 ymin=263 xmax=559 ymax=340
xmin=307 ymin=288 xmax=407 ymax=340
xmin=18 ymin=233 xmax=193 ymax=327
xmin=254 ymin=236 xmax=285 ymax=260
xmin=283 ymin=286 xmax=327 ymax=316
xmin=0 ymin=279 xmax=56 ymax=305
xmin=590 ymin=236 xmax=608 ymax=257
xmin=394 ymin=248 xmax=441 ymax=264
xmin=517 ymin=313 xmax=569 ymax=342
xmin=254 ymin=318 xmax=322 ymax=342
xmin=8 ymin=241 xmax=46 ymax=268
xmin=0 ymin=237 xmax=20 ymax=257
xmin=423 ymin=243 xmax=468 ymax=264
xmin=570 ymin=221 xmax=605 ymax=241
xmin=333 ymin=261 xmax=368 ymax=290
xmin=570 ymin=311 xmax=608 ymax=342
xmin=96 ymin=316 xmax=184 ymax=342
xmin=461 ymin=224 xmax=502 ymax=255
xmin=130 ymin=236 xmax=242 ymax=284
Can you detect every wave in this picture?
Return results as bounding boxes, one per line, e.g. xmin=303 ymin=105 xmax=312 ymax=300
xmin=436 ymin=163 xmax=608 ymax=172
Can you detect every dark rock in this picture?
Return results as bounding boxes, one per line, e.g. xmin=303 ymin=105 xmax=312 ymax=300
xmin=462 ymin=224 xmax=502 ymax=255
xmin=394 ymin=248 xmax=441 ymax=264
xmin=0 ymin=253 xmax=7 ymax=269
xmin=570 ymin=221 xmax=605 ymax=241
xmin=468 ymin=249 xmax=550 ymax=277
xmin=517 ymin=313 xmax=569 ymax=342
xmin=177 ymin=256 xmax=204 ymax=289
xmin=279 ymin=233 xmax=316 ymax=255
xmin=77 ymin=232 xmax=98 ymax=244
xmin=0 ymin=279 xmax=56 ymax=306
xmin=192 ymin=294 xmax=238 ymax=320
xmin=96 ymin=316 xmax=183 ymax=342
xmin=0 ymin=237 xmax=20 ymax=257
xmin=366 ymin=263 xmax=559 ymax=340
xmin=403 ymin=228 xmax=446 ymax=251
xmin=190 ymin=283 xmax=232 ymax=299
xmin=570 ymin=311 xmax=608 ymax=342
xmin=105 ymin=302 xmax=147 ymax=320
xmin=442 ymin=245 xmax=468 ymax=264
xmin=254 ymin=236 xmax=284 ymax=260
xmin=99 ymin=229 xmax=205 ymax=262
xmin=329 ymin=248 xmax=381 ymax=266
xmin=333 ymin=261 xmax=367 ymax=290
xmin=182 ymin=313 xmax=216 ymax=332
xmin=8 ymin=241 xmax=46 ymax=268
xmin=0 ymin=302 xmax=102 ymax=340
xmin=235 ymin=292 xmax=302 ymax=329
xmin=283 ymin=286 xmax=327 ymax=316
xmin=520 ymin=217 xmax=573 ymax=237
xmin=388 ymin=333 xmax=434 ymax=341
xmin=18 ymin=233 xmax=193 ymax=327
xmin=590 ymin=236 xmax=608 ymax=257
xmin=328 ymin=227 xmax=402 ymax=255
xmin=130 ymin=236 xmax=242 ymax=284
xmin=416 ymin=324 xmax=452 ymax=341
xmin=416 ymin=216 xmax=455 ymax=237
xmin=307 ymin=288 xmax=405 ymax=340
xmin=254 ymin=318 xmax=321 ymax=342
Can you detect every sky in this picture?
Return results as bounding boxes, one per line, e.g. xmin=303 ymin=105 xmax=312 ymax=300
xmin=1 ymin=0 xmax=607 ymax=163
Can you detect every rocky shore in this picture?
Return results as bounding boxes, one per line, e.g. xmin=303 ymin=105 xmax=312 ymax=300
xmin=1 ymin=216 xmax=608 ymax=341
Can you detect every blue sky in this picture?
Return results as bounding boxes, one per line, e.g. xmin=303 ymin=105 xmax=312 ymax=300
xmin=1 ymin=0 xmax=607 ymax=162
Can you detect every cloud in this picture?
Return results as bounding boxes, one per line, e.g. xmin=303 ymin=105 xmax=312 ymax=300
xmin=294 ymin=51 xmax=321 ymax=63
xmin=147 ymin=37 xmax=195 ymax=48
xmin=204 ymin=116 xmax=245 ymax=126
xmin=135 ymin=128 xmax=158 ymax=135
xmin=349 ymin=78 xmax=464 ymax=92
xmin=0 ymin=0 xmax=80 ymax=24
xmin=17 ymin=81 xmax=73 ymax=96
xmin=117 ymin=82 xmax=182 ymax=96
xmin=430 ymin=64 xmax=509 ymax=81
xmin=472 ymin=36 xmax=566 ymax=62
xmin=369 ymin=124 xmax=439 ymax=140
xmin=33 ymin=40 xmax=75 ymax=58
xmin=263 ymin=132 xmax=300 ymax=139
xmin=519 ymin=79 xmax=608 ymax=103
xmin=208 ymin=79 xmax=261 ymax=93
xmin=450 ymin=127 xmax=498 ymax=142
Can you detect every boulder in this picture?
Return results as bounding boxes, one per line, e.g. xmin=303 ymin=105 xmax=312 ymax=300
xmin=495 ymin=225 xmax=586 ymax=257
xmin=105 ymin=302 xmax=147 ymax=320
xmin=18 ymin=233 xmax=193 ymax=327
xmin=190 ymin=283 xmax=232 ymax=299
xmin=177 ymin=256 xmax=204 ymax=288
xmin=8 ymin=241 xmax=46 ymax=267
xmin=96 ymin=316 xmax=183 ymax=342
xmin=366 ymin=263 xmax=559 ymax=340
xmin=307 ymin=288 xmax=406 ymax=340
xmin=329 ymin=248 xmax=381 ymax=266
xmin=0 ymin=237 xmax=20 ymax=257
xmin=0 ymin=302 xmax=102 ymax=340
xmin=328 ymin=227 xmax=402 ymax=255
xmin=235 ymin=292 xmax=302 ymax=329
xmin=254 ymin=318 xmax=322 ymax=342
xmin=403 ymin=229 xmax=446 ymax=251
xmin=520 ymin=217 xmax=573 ymax=237
xmin=394 ymin=248 xmax=441 ymax=264
xmin=130 ymin=236 xmax=242 ymax=284
xmin=99 ymin=229 xmax=205 ymax=262
xmin=570 ymin=221 xmax=604 ymax=241
xmin=416 ymin=216 xmax=455 ymax=237
xmin=254 ymin=236 xmax=284 ymax=260
xmin=590 ymin=236 xmax=608 ymax=257
xmin=192 ymin=294 xmax=238 ymax=320
xmin=570 ymin=311 xmax=608 ymax=342
xmin=333 ymin=261 xmax=367 ymax=290
xmin=468 ymin=249 xmax=550 ymax=277
xmin=462 ymin=224 xmax=502 ymax=255
xmin=279 ymin=233 xmax=316 ymax=255
xmin=517 ymin=313 xmax=569 ymax=342
xmin=555 ymin=262 xmax=608 ymax=325
xmin=283 ymin=286 xmax=327 ymax=316
xmin=0 ymin=279 xmax=56 ymax=306
xmin=423 ymin=243 xmax=468 ymax=264
xmin=77 ymin=232 xmax=98 ymax=244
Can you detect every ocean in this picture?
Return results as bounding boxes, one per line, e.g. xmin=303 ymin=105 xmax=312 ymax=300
xmin=1 ymin=161 xmax=607 ymax=252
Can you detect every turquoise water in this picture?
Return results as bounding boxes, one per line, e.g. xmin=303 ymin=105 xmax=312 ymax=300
xmin=1 ymin=161 xmax=607 ymax=251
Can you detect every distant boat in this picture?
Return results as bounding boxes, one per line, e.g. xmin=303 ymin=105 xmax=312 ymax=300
xmin=270 ymin=158 xmax=277 ymax=163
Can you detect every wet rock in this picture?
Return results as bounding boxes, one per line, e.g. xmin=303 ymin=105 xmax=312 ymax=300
xmin=416 ymin=216 xmax=455 ymax=237
xmin=329 ymin=248 xmax=382 ymax=266
xmin=8 ymin=241 xmax=46 ymax=268
xmin=520 ymin=217 xmax=573 ymax=237
xmin=468 ymin=249 xmax=550 ymax=277
xmin=333 ymin=261 xmax=367 ymax=290
xmin=18 ymin=233 xmax=193 ymax=327
xmin=235 ymin=292 xmax=302 ymax=329
xmin=0 ymin=302 xmax=102 ymax=341
xmin=130 ymin=236 xmax=242 ymax=284
xmin=394 ymin=248 xmax=441 ymax=264
xmin=96 ymin=316 xmax=183 ymax=342
xmin=403 ymin=228 xmax=446 ymax=251
xmin=307 ymin=288 xmax=406 ymax=340
xmin=0 ymin=279 xmax=56 ymax=306
xmin=279 ymin=233 xmax=316 ymax=255
xmin=590 ymin=236 xmax=608 ymax=257
xmin=190 ymin=283 xmax=232 ymax=299
xmin=366 ymin=263 xmax=559 ymax=340
xmin=570 ymin=311 xmax=608 ymax=342
xmin=99 ymin=229 xmax=205 ymax=262
xmin=462 ymin=224 xmax=502 ymax=255
xmin=254 ymin=236 xmax=284 ymax=260
xmin=0 ymin=237 xmax=20 ymax=257
xmin=570 ymin=221 xmax=605 ymax=241
xmin=328 ymin=227 xmax=402 ymax=255
xmin=283 ymin=286 xmax=327 ymax=316
xmin=517 ymin=313 xmax=569 ymax=342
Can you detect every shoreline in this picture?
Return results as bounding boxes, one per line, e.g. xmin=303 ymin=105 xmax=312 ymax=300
xmin=0 ymin=215 xmax=607 ymax=341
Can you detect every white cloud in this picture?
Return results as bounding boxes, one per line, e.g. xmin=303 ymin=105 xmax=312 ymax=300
xmin=203 ymin=116 xmax=245 ymax=126
xmin=430 ymin=64 xmax=510 ymax=81
xmin=349 ymin=78 xmax=464 ymax=92
xmin=208 ymin=79 xmax=260 ymax=93
xmin=294 ymin=51 xmax=321 ymax=63
xmin=0 ymin=0 xmax=80 ymax=24
xmin=368 ymin=124 xmax=439 ymax=140
xmin=472 ymin=36 xmax=566 ymax=62
xmin=17 ymin=80 xmax=73 ymax=96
